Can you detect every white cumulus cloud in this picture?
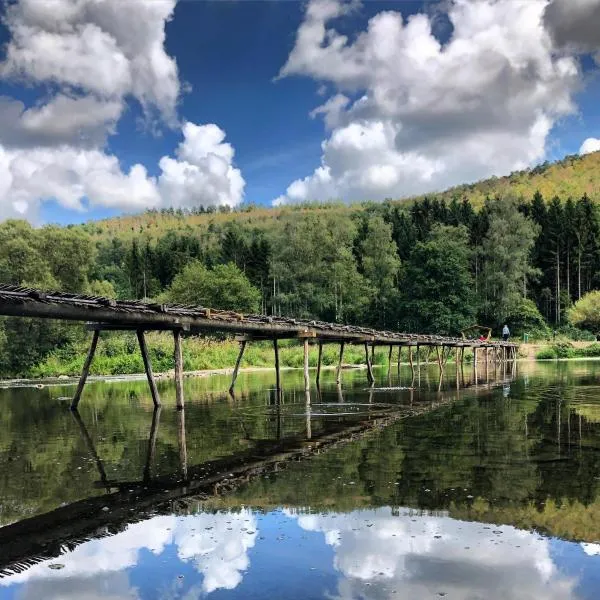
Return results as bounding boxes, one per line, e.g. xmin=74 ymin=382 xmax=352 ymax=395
xmin=275 ymin=0 xmax=581 ymax=205
xmin=0 ymin=122 xmax=244 ymax=220
xmin=0 ymin=0 xmax=245 ymax=221
xmin=1 ymin=0 xmax=180 ymax=123
xmin=579 ymin=137 xmax=600 ymax=155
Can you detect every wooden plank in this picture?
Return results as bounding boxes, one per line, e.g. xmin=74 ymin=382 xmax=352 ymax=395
xmin=137 ymin=330 xmax=161 ymax=408
xmin=229 ymin=340 xmax=247 ymax=395
xmin=174 ymin=330 xmax=185 ymax=410
xmin=70 ymin=329 xmax=100 ymax=411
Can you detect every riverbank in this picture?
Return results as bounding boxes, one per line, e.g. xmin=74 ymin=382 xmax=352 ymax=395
xmin=6 ymin=331 xmax=600 ymax=381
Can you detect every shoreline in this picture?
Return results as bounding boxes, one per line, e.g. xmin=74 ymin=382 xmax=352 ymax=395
xmin=3 ymin=354 xmax=600 ymax=389
xmin=0 ymin=364 xmax=365 ymax=389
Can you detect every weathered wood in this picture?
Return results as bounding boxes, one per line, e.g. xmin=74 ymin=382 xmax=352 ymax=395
xmin=229 ymin=340 xmax=247 ymax=395
xmin=174 ymin=329 xmax=185 ymax=410
xmin=416 ymin=344 xmax=421 ymax=371
xmin=388 ymin=345 xmax=393 ymax=375
xmin=336 ymin=342 xmax=345 ymax=385
xmin=397 ymin=345 xmax=402 ymax=375
xmin=303 ymin=338 xmax=310 ymax=391
xmin=365 ymin=342 xmax=375 ymax=384
xmin=436 ymin=346 xmax=443 ymax=371
xmin=316 ymin=341 xmax=323 ymax=385
xmin=137 ymin=330 xmax=161 ymax=408
xmin=70 ymin=329 xmax=100 ymax=410
xmin=409 ymin=345 xmax=414 ymax=375
xmin=273 ymin=338 xmax=281 ymax=391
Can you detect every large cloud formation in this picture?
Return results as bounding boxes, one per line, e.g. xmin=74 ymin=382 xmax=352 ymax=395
xmin=0 ymin=0 xmax=244 ymax=221
xmin=274 ymin=0 xmax=583 ymax=205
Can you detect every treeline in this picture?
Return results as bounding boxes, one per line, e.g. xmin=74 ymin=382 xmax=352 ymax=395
xmin=1 ymin=192 xmax=599 ymax=375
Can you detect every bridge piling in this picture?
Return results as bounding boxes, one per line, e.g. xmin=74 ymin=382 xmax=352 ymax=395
xmin=229 ymin=340 xmax=247 ymax=395
xmin=174 ymin=330 xmax=184 ymax=410
xmin=70 ymin=329 xmax=100 ymax=411
xmin=303 ymin=338 xmax=310 ymax=391
xmin=137 ymin=330 xmax=161 ymax=408
xmin=365 ymin=342 xmax=375 ymax=384
xmin=336 ymin=342 xmax=345 ymax=385
xmin=273 ymin=339 xmax=281 ymax=392
xmin=316 ymin=341 xmax=323 ymax=386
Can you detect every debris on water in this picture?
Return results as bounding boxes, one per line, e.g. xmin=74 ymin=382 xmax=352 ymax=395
xmin=101 ymin=506 xmax=110 ymax=512
xmin=48 ymin=564 xmax=64 ymax=570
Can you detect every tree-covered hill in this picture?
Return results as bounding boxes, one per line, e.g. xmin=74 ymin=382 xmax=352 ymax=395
xmin=408 ymin=150 xmax=600 ymax=208
xmin=85 ymin=150 xmax=600 ymax=240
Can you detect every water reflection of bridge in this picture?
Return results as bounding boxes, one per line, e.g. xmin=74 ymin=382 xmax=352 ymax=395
xmin=0 ymin=367 xmax=514 ymax=579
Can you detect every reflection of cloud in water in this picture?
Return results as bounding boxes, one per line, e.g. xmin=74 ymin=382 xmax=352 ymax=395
xmin=290 ymin=507 xmax=577 ymax=599
xmin=582 ymin=543 xmax=600 ymax=556
xmin=1 ymin=510 xmax=257 ymax=599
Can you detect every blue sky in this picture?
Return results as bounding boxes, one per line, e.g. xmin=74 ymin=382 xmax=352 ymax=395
xmin=0 ymin=0 xmax=599 ymax=225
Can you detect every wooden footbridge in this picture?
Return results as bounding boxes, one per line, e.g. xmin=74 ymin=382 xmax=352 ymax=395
xmin=0 ymin=284 xmax=518 ymax=409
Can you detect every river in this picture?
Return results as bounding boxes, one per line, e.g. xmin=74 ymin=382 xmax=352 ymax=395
xmin=1 ymin=360 xmax=600 ymax=599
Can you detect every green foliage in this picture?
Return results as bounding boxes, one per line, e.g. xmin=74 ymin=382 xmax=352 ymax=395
xmin=399 ymin=225 xmax=475 ymax=335
xmin=269 ymin=212 xmax=368 ymax=322
xmin=164 ymin=261 xmax=261 ymax=312
xmin=506 ymin=298 xmax=549 ymax=338
xmin=568 ymin=290 xmax=600 ymax=332
xmin=480 ymin=196 xmax=539 ymax=325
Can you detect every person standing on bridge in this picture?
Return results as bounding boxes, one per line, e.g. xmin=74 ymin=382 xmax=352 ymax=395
xmin=502 ymin=324 xmax=510 ymax=341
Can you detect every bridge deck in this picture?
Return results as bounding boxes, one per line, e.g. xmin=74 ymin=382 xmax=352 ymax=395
xmin=0 ymin=284 xmax=516 ymax=348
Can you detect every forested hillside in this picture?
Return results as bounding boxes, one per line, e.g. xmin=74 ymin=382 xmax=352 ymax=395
xmin=2 ymin=152 xmax=600 ymax=376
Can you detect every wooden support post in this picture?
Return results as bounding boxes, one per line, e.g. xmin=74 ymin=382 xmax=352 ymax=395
xmin=473 ymin=346 xmax=478 ymax=367
xmin=316 ymin=341 xmax=323 ymax=385
xmin=365 ymin=342 xmax=375 ymax=384
xmin=229 ymin=340 xmax=247 ymax=395
xmin=174 ymin=329 xmax=185 ymax=410
xmin=436 ymin=346 xmax=443 ymax=371
xmin=273 ymin=338 xmax=281 ymax=391
xmin=388 ymin=345 xmax=393 ymax=375
xmin=336 ymin=341 xmax=345 ymax=385
xmin=397 ymin=345 xmax=402 ymax=376
xmin=303 ymin=338 xmax=310 ymax=391
xmin=71 ymin=329 xmax=100 ymax=410
xmin=409 ymin=345 xmax=414 ymax=376
xmin=137 ymin=330 xmax=161 ymax=408
xmin=371 ymin=343 xmax=375 ymax=365
xmin=416 ymin=344 xmax=421 ymax=371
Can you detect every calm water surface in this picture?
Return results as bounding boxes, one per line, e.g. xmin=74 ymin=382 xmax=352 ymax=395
xmin=1 ymin=361 xmax=600 ymax=599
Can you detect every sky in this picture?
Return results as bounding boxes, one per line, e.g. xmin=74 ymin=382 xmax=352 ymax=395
xmin=0 ymin=0 xmax=599 ymax=225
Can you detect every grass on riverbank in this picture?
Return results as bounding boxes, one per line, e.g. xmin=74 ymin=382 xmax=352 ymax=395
xmin=535 ymin=341 xmax=600 ymax=360
xmin=29 ymin=332 xmax=385 ymax=378
xmin=29 ymin=332 xmax=477 ymax=378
